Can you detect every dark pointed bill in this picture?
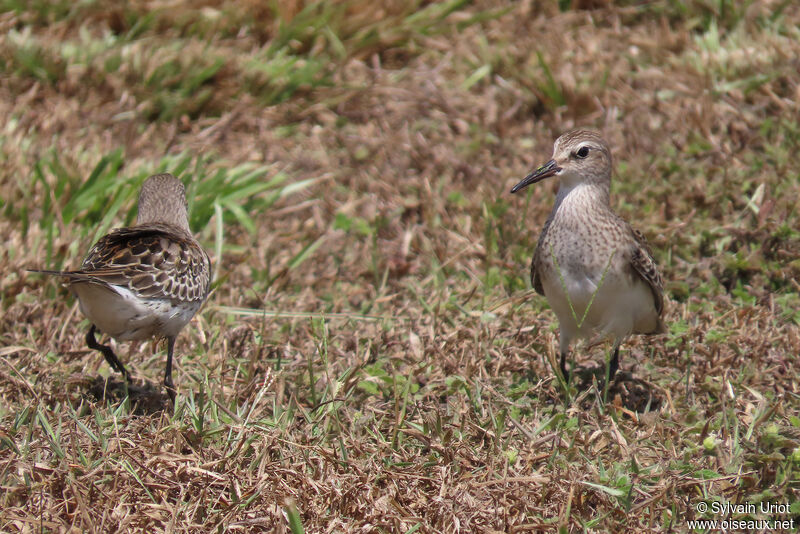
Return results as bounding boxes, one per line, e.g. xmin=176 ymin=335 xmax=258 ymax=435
xmin=510 ymin=159 xmax=561 ymax=193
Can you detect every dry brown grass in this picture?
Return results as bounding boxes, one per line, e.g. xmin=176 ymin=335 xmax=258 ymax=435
xmin=1 ymin=0 xmax=800 ymax=532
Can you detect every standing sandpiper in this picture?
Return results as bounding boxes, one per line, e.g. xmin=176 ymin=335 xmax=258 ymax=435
xmin=30 ymin=173 xmax=211 ymax=402
xmin=511 ymin=130 xmax=665 ymax=381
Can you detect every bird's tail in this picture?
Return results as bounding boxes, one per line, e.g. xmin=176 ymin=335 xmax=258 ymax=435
xmin=653 ymin=317 xmax=668 ymax=335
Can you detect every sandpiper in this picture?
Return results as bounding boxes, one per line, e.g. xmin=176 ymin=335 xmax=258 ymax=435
xmin=30 ymin=173 xmax=211 ymax=402
xmin=511 ymin=130 xmax=665 ymax=381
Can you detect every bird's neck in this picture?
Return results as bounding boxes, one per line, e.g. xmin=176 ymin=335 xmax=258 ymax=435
xmin=137 ymin=210 xmax=191 ymax=233
xmin=552 ymin=181 xmax=611 ymax=216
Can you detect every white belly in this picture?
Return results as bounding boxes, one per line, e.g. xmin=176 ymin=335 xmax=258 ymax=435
xmin=542 ymin=268 xmax=658 ymax=342
xmin=71 ymin=282 xmax=200 ymax=341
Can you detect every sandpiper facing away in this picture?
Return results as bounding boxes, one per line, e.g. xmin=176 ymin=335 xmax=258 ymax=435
xmin=511 ymin=130 xmax=666 ymax=382
xmin=30 ymin=173 xmax=211 ymax=402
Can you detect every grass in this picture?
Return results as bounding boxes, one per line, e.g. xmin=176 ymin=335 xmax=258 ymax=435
xmin=2 ymin=0 xmax=800 ymax=532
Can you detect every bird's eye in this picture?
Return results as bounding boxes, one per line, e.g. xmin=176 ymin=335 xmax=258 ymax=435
xmin=575 ymin=146 xmax=590 ymax=159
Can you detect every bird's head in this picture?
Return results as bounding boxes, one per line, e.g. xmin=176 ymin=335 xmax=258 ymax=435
xmin=511 ymin=129 xmax=612 ymax=194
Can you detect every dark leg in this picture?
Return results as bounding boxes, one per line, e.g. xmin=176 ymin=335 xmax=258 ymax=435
xmin=86 ymin=325 xmax=128 ymax=379
xmin=560 ymin=351 xmax=570 ymax=382
xmin=608 ymin=346 xmax=620 ymax=382
xmin=163 ymin=336 xmax=177 ymax=404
